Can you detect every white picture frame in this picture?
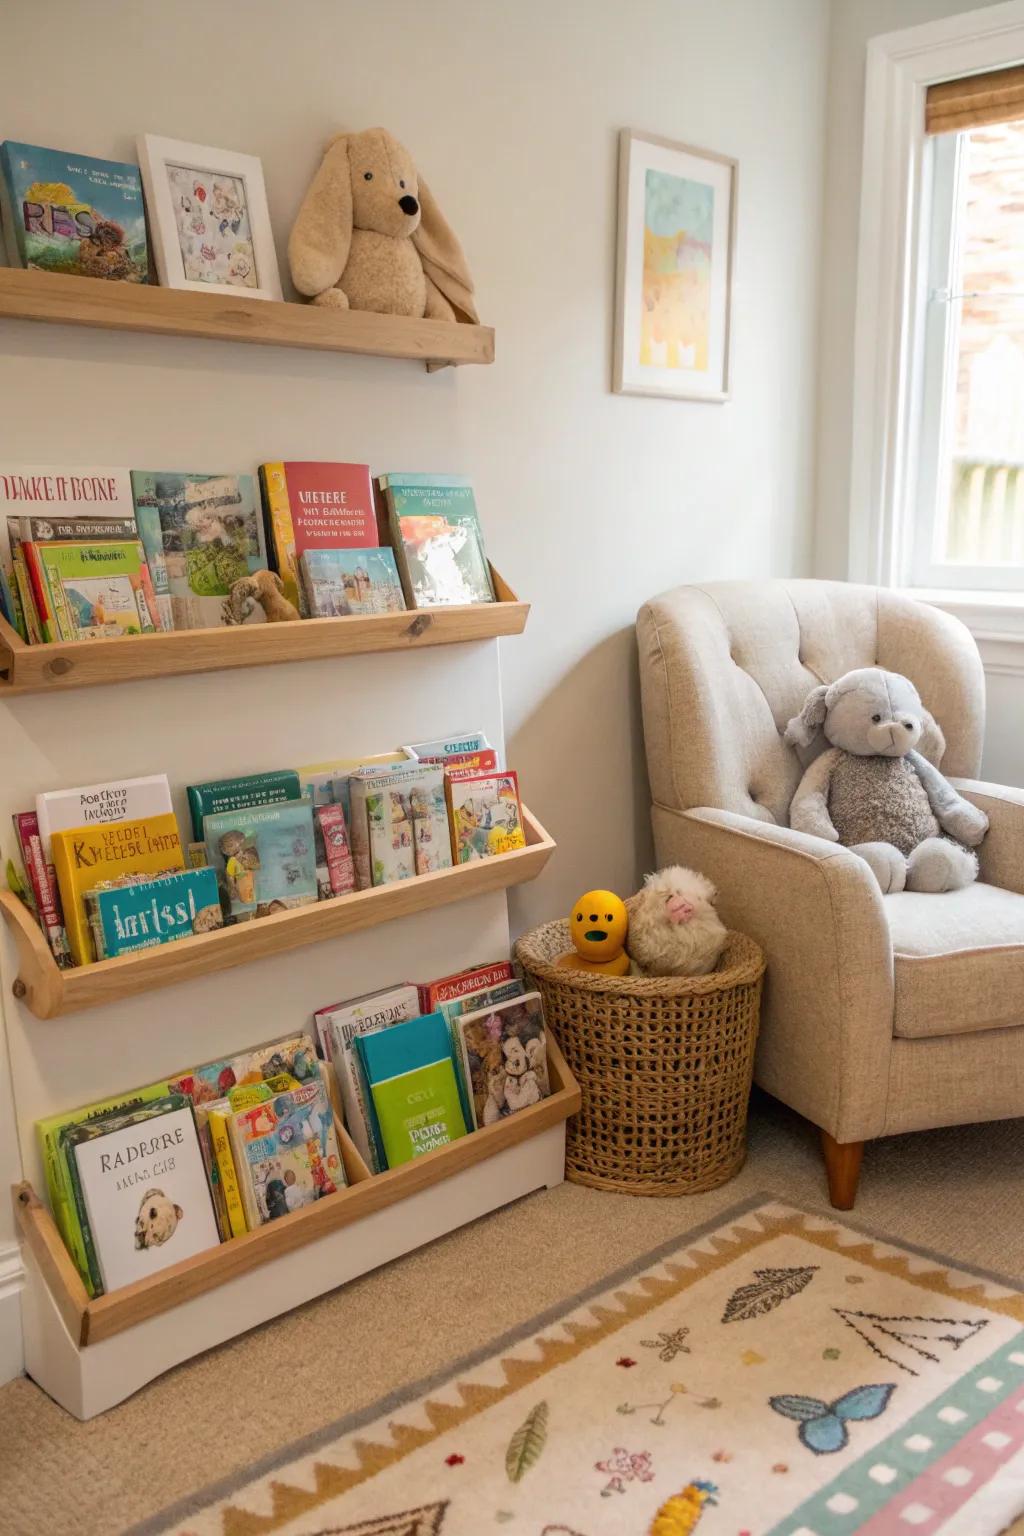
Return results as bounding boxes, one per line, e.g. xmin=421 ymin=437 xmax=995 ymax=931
xmin=137 ymin=134 xmax=282 ymax=301
xmin=614 ymin=129 xmax=737 ymax=402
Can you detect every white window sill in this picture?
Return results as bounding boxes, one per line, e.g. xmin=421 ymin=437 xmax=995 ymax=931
xmin=896 ymin=588 xmax=1024 ymax=675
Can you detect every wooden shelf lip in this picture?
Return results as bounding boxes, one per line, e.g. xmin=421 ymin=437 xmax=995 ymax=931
xmin=0 ymin=267 xmax=494 ymax=369
xmin=0 ymin=567 xmax=527 ymax=695
xmin=13 ymin=1036 xmax=580 ymax=1347
xmin=0 ymin=806 xmax=556 ymax=1020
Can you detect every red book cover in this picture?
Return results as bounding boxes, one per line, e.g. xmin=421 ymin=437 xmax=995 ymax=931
xmin=262 ymin=462 xmax=377 ymax=615
xmin=420 ymin=960 xmax=515 ymax=1013
xmin=11 ymin=810 xmax=72 ymax=966
xmin=316 ymin=804 xmax=355 ymax=896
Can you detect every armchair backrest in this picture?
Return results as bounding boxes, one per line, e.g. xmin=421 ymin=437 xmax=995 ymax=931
xmin=637 ymin=579 xmax=985 ymax=825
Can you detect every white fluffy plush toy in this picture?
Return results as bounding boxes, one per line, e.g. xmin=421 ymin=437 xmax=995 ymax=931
xmin=627 ymin=866 xmax=728 ymax=977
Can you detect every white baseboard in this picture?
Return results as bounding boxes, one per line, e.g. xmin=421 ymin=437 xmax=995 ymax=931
xmin=0 ymin=1239 xmax=25 ymax=1386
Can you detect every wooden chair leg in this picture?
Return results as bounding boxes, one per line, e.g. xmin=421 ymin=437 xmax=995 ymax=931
xmin=820 ymin=1130 xmax=864 ymax=1210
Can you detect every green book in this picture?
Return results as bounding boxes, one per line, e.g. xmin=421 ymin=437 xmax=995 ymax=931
xmin=33 ymin=539 xmax=159 ymax=641
xmin=377 ymin=473 xmax=495 ymax=609
xmin=355 ymin=1012 xmax=467 ymax=1168
xmin=187 ymin=768 xmax=302 ymax=842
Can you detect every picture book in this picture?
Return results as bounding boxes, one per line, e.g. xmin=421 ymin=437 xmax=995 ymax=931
xmin=37 ymin=773 xmax=172 ymax=864
xmin=205 ymin=1101 xmax=247 ymax=1237
xmin=438 ymin=977 xmax=526 ymax=1126
xmin=347 ymin=761 xmax=425 ymax=889
xmin=52 ymin=812 xmax=184 ymax=966
xmin=0 ymin=466 xmax=134 ymax=612
xmin=191 ymin=1102 xmax=232 ymax=1241
xmin=32 ymin=539 xmax=159 ymax=640
xmin=403 ymin=731 xmax=493 ymax=762
xmin=228 ymin=1079 xmax=343 ymax=1227
xmin=132 ymin=502 xmax=173 ymax=631
xmin=300 ymin=547 xmax=406 ymax=618
xmin=378 ymin=473 xmax=495 ymax=609
xmin=355 ymin=1013 xmax=467 ymax=1168
xmin=408 ymin=768 xmax=453 ymax=875
xmin=129 ymin=470 xmax=267 ymax=630
xmin=169 ymin=1031 xmax=320 ymax=1107
xmin=315 ymin=803 xmax=355 ymax=896
xmin=454 ymin=992 xmax=550 ymax=1131
xmin=316 ymin=983 xmax=420 ymax=1167
xmin=0 ymin=142 xmax=149 ymax=280
xmin=203 ymin=800 xmax=317 ymax=921
xmin=447 ymin=770 xmax=526 ymax=862
xmin=36 ymin=1077 xmax=170 ymax=1294
xmin=11 ymin=810 xmax=73 ymax=968
xmin=419 ymin=959 xmax=516 ymax=1014
xmin=187 ymin=768 xmax=301 ymax=842
xmin=86 ymin=866 xmax=223 ymax=960
xmin=297 ymin=752 xmax=406 ymax=832
xmin=259 ymin=462 xmax=377 ymax=615
xmin=66 ymin=1098 xmax=219 ymax=1294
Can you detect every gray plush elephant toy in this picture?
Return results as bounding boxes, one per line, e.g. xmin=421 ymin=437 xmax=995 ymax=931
xmin=784 ymin=667 xmax=989 ymax=893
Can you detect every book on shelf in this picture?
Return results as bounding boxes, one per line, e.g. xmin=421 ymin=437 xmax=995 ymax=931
xmin=408 ymin=768 xmax=453 ymax=875
xmin=299 ymin=547 xmax=406 ymax=618
xmin=187 ymin=768 xmax=302 ymax=843
xmin=85 ymin=866 xmax=223 ymax=961
xmin=419 ymin=959 xmax=516 ymax=1015
xmin=403 ymin=731 xmax=494 ymax=763
xmin=297 ymin=752 xmax=407 ymax=835
xmin=227 ymin=1078 xmax=344 ymax=1228
xmin=259 ymin=461 xmax=377 ymax=616
xmin=203 ymin=800 xmax=318 ymax=922
xmin=29 ymin=538 xmax=160 ymax=641
xmin=0 ymin=141 xmax=149 ymax=281
xmin=347 ymin=760 xmax=452 ymax=889
xmin=168 ymin=1032 xmax=321 ymax=1106
xmin=447 ymin=769 xmax=526 ymax=863
xmin=63 ymin=1095 xmax=219 ymax=1295
xmin=453 ymin=991 xmax=550 ymax=1131
xmin=437 ymin=977 xmax=526 ymax=1129
xmin=316 ymin=983 xmax=421 ymax=1168
xmin=36 ymin=773 xmax=172 ymax=864
xmin=51 ymin=811 xmax=185 ymax=966
xmin=314 ymin=804 xmax=355 ymax=897
xmin=129 ymin=470 xmax=268 ymax=631
xmin=377 ymin=473 xmax=495 ymax=609
xmin=205 ymin=1102 xmax=247 ymax=1238
xmin=355 ymin=1012 xmax=467 ymax=1168
xmin=11 ymin=811 xmax=73 ymax=969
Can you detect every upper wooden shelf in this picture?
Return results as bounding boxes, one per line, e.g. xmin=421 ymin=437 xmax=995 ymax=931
xmin=0 ymin=806 xmax=555 ymax=1020
xmin=0 ymin=267 xmax=494 ymax=370
xmin=0 ymin=566 xmax=526 ymax=695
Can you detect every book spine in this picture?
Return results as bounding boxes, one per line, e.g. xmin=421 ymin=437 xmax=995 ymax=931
xmin=208 ymin=1109 xmax=248 ymax=1238
xmin=133 ymin=504 xmax=174 ymax=632
xmin=12 ymin=550 xmax=43 ymax=644
xmin=347 ymin=781 xmax=373 ymax=891
xmin=0 ymin=146 xmax=27 ymax=268
xmin=63 ymin=1138 xmax=103 ymax=1296
xmin=21 ymin=541 xmax=56 ymax=642
xmin=193 ymin=1108 xmax=230 ymax=1241
xmin=132 ymin=543 xmax=161 ymax=632
xmin=226 ymin=1115 xmax=261 ymax=1230
xmin=12 ymin=812 xmax=74 ymax=969
xmin=351 ymin=1038 xmax=387 ymax=1171
xmin=330 ymin=1037 xmax=379 ymax=1173
xmin=260 ymin=464 xmax=304 ymax=616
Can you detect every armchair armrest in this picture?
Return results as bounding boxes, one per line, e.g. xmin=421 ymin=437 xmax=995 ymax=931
xmin=950 ymin=779 xmax=1024 ymax=895
xmin=651 ymin=803 xmax=895 ymax=1143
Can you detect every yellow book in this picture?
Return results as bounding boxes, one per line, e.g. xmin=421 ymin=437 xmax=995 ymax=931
xmin=207 ymin=1103 xmax=248 ymax=1239
xmin=259 ymin=462 xmax=301 ymax=614
xmin=52 ymin=812 xmax=184 ymax=966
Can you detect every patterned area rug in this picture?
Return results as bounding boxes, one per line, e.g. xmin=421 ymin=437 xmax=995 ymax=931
xmin=140 ymin=1196 xmax=1024 ymax=1536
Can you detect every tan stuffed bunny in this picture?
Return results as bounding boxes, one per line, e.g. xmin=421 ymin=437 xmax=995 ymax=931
xmin=288 ymin=128 xmax=477 ymax=323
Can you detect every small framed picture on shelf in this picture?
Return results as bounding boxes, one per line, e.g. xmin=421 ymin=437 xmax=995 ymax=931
xmin=137 ymin=134 xmax=282 ymax=300
xmin=613 ymin=129 xmax=737 ymax=402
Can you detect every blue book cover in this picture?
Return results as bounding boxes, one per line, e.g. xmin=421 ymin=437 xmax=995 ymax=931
xmin=355 ymin=1012 xmax=467 ymax=1167
xmin=300 ymin=547 xmax=406 ymax=617
xmin=0 ymin=141 xmax=149 ymax=280
xmin=90 ymin=867 xmax=223 ymax=959
xmin=204 ymin=800 xmax=317 ymax=922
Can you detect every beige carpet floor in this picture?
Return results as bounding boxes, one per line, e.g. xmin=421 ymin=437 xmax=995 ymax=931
xmin=2 ymin=1093 xmax=1023 ymax=1536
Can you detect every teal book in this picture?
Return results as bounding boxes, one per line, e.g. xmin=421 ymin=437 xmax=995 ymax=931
xmin=203 ymin=799 xmax=317 ymax=922
xmin=300 ymin=547 xmax=406 ymax=617
xmin=0 ymin=141 xmax=149 ymax=280
xmin=355 ymin=1012 xmax=467 ymax=1168
xmin=187 ymin=769 xmax=302 ymax=842
xmin=87 ymin=867 xmax=223 ymax=960
xmin=378 ymin=473 xmax=495 ymax=609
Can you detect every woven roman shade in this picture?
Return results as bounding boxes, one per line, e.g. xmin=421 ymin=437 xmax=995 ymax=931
xmin=926 ymin=64 xmax=1024 ymax=135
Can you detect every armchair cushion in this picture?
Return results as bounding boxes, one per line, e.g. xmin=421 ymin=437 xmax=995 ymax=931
xmin=887 ymin=882 xmax=1024 ymax=1039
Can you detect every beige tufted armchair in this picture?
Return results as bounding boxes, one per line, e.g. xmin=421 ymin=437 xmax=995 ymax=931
xmin=637 ymin=579 xmax=1024 ymax=1208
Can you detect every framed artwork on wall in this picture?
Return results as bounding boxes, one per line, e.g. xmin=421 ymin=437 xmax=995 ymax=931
xmin=137 ymin=134 xmax=282 ymax=300
xmin=614 ymin=129 xmax=737 ymax=402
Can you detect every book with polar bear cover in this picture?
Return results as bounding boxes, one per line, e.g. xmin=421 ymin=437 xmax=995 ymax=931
xmin=64 ymin=1096 xmax=219 ymax=1295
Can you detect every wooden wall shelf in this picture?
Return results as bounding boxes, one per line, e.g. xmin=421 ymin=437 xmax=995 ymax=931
xmin=0 ymin=568 xmax=527 ymax=695
xmin=0 ymin=807 xmax=555 ymax=1020
xmin=0 ymin=268 xmax=494 ymax=370
xmin=13 ymin=1038 xmax=580 ymax=1347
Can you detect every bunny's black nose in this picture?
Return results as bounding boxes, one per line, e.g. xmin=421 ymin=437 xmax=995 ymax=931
xmin=398 ymin=195 xmax=419 ymax=216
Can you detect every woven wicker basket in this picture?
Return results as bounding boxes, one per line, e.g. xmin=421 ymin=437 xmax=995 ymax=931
xmin=515 ymin=914 xmax=765 ymax=1196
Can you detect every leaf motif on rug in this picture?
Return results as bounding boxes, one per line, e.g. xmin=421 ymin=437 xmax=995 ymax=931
xmin=769 ymin=1382 xmax=896 ymax=1454
xmin=721 ymin=1265 xmax=818 ymax=1323
xmin=307 ymin=1500 xmax=449 ymax=1534
xmin=832 ymin=1309 xmax=989 ymax=1376
xmin=505 ymin=1399 xmax=549 ymax=1483
xmin=640 ymin=1327 xmax=691 ymax=1362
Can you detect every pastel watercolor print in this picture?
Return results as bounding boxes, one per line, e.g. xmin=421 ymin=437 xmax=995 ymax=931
xmin=166 ymin=163 xmax=258 ymax=287
xmin=641 ymin=168 xmax=713 ymax=371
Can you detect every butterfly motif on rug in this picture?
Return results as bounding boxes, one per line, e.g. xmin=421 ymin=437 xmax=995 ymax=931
xmin=768 ymin=1382 xmax=895 ymax=1454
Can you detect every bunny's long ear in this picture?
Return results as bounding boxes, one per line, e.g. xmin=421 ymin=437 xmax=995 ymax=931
xmin=412 ymin=175 xmax=479 ymax=323
xmin=917 ymin=707 xmax=946 ymax=766
xmin=784 ymin=684 xmax=829 ymax=748
xmin=288 ymin=134 xmax=353 ymax=297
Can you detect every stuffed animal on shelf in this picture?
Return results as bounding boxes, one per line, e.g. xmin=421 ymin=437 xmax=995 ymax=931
xmin=785 ymin=666 xmax=989 ymax=894
xmin=556 ymin=888 xmax=631 ymax=976
xmin=627 ymin=866 xmax=728 ymax=977
xmin=223 ymin=570 xmax=300 ymax=625
xmin=288 ymin=127 xmax=478 ymax=323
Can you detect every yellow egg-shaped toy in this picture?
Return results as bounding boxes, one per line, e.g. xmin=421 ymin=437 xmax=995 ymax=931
xmin=554 ymin=889 xmax=630 ymax=975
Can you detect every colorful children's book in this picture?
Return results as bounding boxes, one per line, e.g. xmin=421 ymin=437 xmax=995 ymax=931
xmin=347 ymin=761 xmax=424 ymax=889
xmin=52 ymin=812 xmax=184 ymax=966
xmin=300 ymin=547 xmax=406 ymax=618
xmin=85 ymin=866 xmax=223 ymax=960
xmin=408 ymin=768 xmax=453 ymax=875
xmin=447 ymin=770 xmax=526 ymax=863
xmin=187 ymin=768 xmax=301 ymax=842
xmin=205 ymin=1100 xmax=248 ymax=1237
xmin=419 ymin=960 xmax=516 ymax=1015
xmin=203 ymin=800 xmax=317 ymax=921
xmin=36 ymin=773 xmax=172 ymax=864
xmin=259 ymin=462 xmax=377 ymax=615
xmin=66 ymin=1097 xmax=219 ymax=1295
xmin=132 ymin=502 xmax=173 ymax=631
xmin=403 ymin=731 xmax=494 ymax=762
xmin=355 ymin=1013 xmax=467 ymax=1168
xmin=129 ymin=470 xmax=268 ymax=630
xmin=227 ymin=1079 xmax=343 ymax=1227
xmin=11 ymin=810 xmax=73 ymax=968
xmin=169 ymin=1032 xmax=320 ymax=1107
xmin=0 ymin=142 xmax=149 ymax=280
xmin=438 ymin=977 xmax=527 ymax=1128
xmin=378 ymin=473 xmax=495 ymax=608
xmin=454 ymin=992 xmax=550 ymax=1131
xmin=31 ymin=539 xmax=159 ymax=640
xmin=297 ymin=752 xmax=406 ymax=833
xmin=316 ymin=983 xmax=421 ymax=1168
xmin=315 ymin=804 xmax=355 ymax=896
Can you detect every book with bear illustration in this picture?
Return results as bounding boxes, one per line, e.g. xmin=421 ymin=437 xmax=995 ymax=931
xmin=203 ymin=800 xmax=318 ymax=921
xmin=453 ymin=992 xmax=550 ymax=1131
